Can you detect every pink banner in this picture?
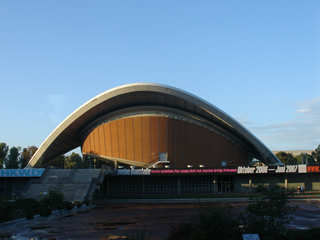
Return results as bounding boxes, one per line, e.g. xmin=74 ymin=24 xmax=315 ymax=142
xmin=150 ymin=168 xmax=237 ymax=174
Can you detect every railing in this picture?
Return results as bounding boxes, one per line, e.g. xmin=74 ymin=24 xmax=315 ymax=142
xmin=84 ymin=166 xmax=107 ymax=201
xmin=97 ymin=165 xmax=107 ymax=184
xmin=84 ymin=178 xmax=98 ymax=201
xmin=54 ymin=178 xmax=63 ymax=192
xmin=143 ymin=157 xmax=159 ymax=168
xmin=143 ymin=157 xmax=170 ymax=168
xmin=67 ymin=167 xmax=77 ymax=181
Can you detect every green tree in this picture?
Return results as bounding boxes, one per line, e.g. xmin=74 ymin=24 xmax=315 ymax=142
xmin=20 ymin=145 xmax=38 ymax=168
xmin=64 ymin=152 xmax=82 ymax=169
xmin=295 ymin=153 xmax=316 ymax=165
xmin=5 ymin=146 xmax=21 ymax=169
xmin=0 ymin=142 xmax=9 ymax=169
xmin=50 ymin=155 xmax=66 ymax=168
xmin=240 ymin=185 xmax=297 ymax=239
xmin=276 ymin=151 xmax=297 ymax=165
xmin=312 ymin=144 xmax=320 ymax=164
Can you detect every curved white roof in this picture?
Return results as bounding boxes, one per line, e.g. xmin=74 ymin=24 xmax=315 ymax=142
xmin=27 ymin=83 xmax=282 ymax=168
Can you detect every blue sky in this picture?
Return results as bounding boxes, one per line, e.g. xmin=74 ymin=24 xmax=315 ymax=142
xmin=1 ymin=1 xmax=319 ymax=154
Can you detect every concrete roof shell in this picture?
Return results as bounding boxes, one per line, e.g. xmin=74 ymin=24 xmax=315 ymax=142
xmin=27 ymin=83 xmax=282 ymax=168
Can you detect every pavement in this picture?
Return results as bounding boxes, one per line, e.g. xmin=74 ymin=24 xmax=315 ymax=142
xmin=1 ymin=197 xmax=320 ymax=240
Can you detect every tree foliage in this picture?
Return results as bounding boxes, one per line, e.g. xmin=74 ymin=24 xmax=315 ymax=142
xmin=5 ymin=146 xmax=21 ymax=169
xmin=20 ymin=145 xmax=38 ymax=168
xmin=312 ymin=144 xmax=320 ymax=164
xmin=275 ymin=151 xmax=297 ymax=165
xmin=295 ymin=153 xmax=316 ymax=165
xmin=39 ymin=190 xmax=65 ymax=210
xmin=240 ymin=185 xmax=297 ymax=239
xmin=50 ymin=154 xmax=66 ymax=168
xmin=0 ymin=142 xmax=9 ymax=169
xmin=64 ymin=152 xmax=82 ymax=169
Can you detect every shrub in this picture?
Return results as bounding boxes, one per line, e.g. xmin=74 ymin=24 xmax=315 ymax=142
xmin=73 ymin=201 xmax=82 ymax=208
xmin=240 ymin=185 xmax=297 ymax=239
xmin=39 ymin=190 xmax=64 ymax=210
xmin=63 ymin=201 xmax=74 ymax=211
xmin=25 ymin=209 xmax=34 ymax=220
xmin=0 ymin=200 xmax=13 ymax=223
xmin=39 ymin=205 xmax=52 ymax=217
xmin=83 ymin=199 xmax=91 ymax=206
xmin=13 ymin=198 xmax=40 ymax=218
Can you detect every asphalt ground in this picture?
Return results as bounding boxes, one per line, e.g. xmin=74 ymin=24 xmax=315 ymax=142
xmin=1 ymin=198 xmax=320 ymax=240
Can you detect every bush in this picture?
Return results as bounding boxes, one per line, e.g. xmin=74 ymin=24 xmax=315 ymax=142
xmin=240 ymin=185 xmax=297 ymax=239
xmin=25 ymin=209 xmax=34 ymax=220
xmin=13 ymin=198 xmax=40 ymax=219
xmin=0 ymin=200 xmax=13 ymax=223
xmin=73 ymin=201 xmax=82 ymax=208
xmin=63 ymin=201 xmax=74 ymax=211
xmin=39 ymin=205 xmax=52 ymax=217
xmin=39 ymin=190 xmax=64 ymax=210
xmin=83 ymin=199 xmax=91 ymax=206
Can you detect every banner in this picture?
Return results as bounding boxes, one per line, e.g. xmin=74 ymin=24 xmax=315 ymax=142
xmin=0 ymin=168 xmax=45 ymax=177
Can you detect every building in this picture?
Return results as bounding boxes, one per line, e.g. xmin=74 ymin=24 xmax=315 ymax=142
xmin=19 ymin=83 xmax=320 ymax=196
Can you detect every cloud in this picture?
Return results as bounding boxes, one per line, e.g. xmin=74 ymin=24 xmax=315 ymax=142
xmin=47 ymin=94 xmax=70 ymax=123
xmin=239 ymin=97 xmax=320 ymax=151
xmin=296 ymin=108 xmax=310 ymax=113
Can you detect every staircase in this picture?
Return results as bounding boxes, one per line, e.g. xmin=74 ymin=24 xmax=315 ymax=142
xmin=23 ymin=167 xmax=107 ymax=202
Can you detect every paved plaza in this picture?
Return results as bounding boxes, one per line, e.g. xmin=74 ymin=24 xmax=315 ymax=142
xmin=1 ymin=198 xmax=320 ymax=240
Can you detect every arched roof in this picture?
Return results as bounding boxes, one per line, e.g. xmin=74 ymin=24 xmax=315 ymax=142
xmin=27 ymin=83 xmax=282 ymax=168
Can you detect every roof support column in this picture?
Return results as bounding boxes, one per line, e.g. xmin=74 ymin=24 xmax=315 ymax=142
xmin=114 ymin=161 xmax=118 ymax=174
xmin=142 ymin=176 xmax=145 ymax=195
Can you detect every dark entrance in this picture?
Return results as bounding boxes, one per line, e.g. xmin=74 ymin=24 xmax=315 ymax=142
xmin=218 ymin=176 xmax=234 ymax=192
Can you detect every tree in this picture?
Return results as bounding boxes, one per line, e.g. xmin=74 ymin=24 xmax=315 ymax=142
xmin=240 ymin=185 xmax=297 ymax=239
xmin=50 ymin=155 xmax=66 ymax=168
xmin=64 ymin=152 xmax=82 ymax=169
xmin=5 ymin=146 xmax=21 ymax=169
xmin=20 ymin=145 xmax=38 ymax=168
xmin=295 ymin=153 xmax=316 ymax=165
xmin=312 ymin=144 xmax=320 ymax=164
xmin=0 ymin=142 xmax=9 ymax=169
xmin=275 ymin=151 xmax=297 ymax=165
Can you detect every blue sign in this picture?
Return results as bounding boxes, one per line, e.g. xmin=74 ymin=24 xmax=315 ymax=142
xmin=0 ymin=169 xmax=45 ymax=177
